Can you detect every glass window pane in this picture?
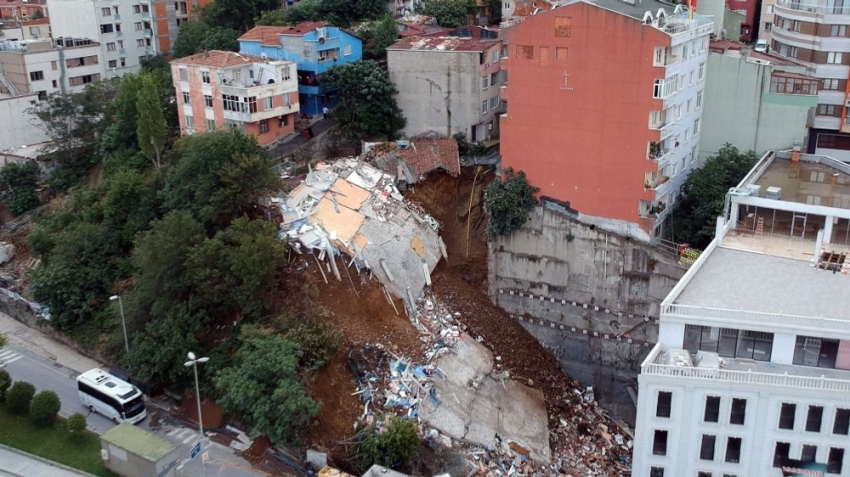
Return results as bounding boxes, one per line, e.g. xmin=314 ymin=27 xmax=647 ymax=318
xmin=719 ymin=329 xmax=737 ymax=357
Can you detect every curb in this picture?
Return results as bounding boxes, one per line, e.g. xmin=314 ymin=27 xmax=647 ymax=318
xmin=0 ymin=443 xmax=100 ymax=477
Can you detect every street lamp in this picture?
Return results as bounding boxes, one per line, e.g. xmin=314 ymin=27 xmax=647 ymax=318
xmin=109 ymin=295 xmax=129 ymax=354
xmin=184 ymin=352 xmax=209 ymax=442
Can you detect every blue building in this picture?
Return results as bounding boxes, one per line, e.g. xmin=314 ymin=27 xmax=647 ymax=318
xmin=239 ymin=22 xmax=363 ymax=116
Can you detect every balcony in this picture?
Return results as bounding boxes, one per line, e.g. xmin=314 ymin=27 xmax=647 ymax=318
xmin=118 ymin=48 xmax=126 ymax=55
xmin=141 ymin=11 xmax=151 ymax=19
xmin=642 ymin=342 xmax=850 ymax=393
xmin=114 ymin=13 xmax=121 ymax=20
xmin=144 ymin=28 xmax=152 ymax=37
xmin=645 ymin=172 xmax=670 ymax=190
xmin=776 ymin=0 xmax=850 ymax=15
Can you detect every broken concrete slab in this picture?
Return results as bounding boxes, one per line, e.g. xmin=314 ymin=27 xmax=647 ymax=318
xmin=419 ymin=333 xmax=551 ymax=462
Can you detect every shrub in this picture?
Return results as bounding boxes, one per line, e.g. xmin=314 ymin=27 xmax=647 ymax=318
xmin=284 ymin=318 xmax=343 ymax=372
xmin=67 ymin=412 xmax=87 ymax=434
xmin=0 ymin=368 xmax=10 ymax=403
xmin=6 ymin=381 xmax=35 ymax=415
xmin=357 ymin=416 xmax=420 ymax=469
xmin=30 ymin=390 xmax=61 ymax=427
xmin=483 ymin=167 xmax=539 ymax=242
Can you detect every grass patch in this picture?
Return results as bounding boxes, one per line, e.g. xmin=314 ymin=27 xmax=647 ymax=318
xmin=0 ymin=404 xmax=116 ymax=476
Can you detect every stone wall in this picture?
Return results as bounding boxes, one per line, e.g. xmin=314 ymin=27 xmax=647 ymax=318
xmin=290 ymin=126 xmax=359 ymax=169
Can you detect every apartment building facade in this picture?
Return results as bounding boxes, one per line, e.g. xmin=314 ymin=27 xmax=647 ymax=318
xmin=47 ymin=0 xmax=157 ymax=75
xmin=0 ymin=37 xmax=103 ymax=97
xmin=387 ymin=26 xmax=503 ymax=140
xmin=633 ymin=150 xmax=850 ymax=477
xmin=170 ymin=51 xmax=300 ymax=147
xmin=500 ymin=0 xmax=713 ymax=242
xmin=769 ymin=0 xmax=850 ymax=161
xmin=0 ymin=2 xmax=48 ymax=20
xmin=238 ymin=23 xmax=363 ymax=116
xmin=1 ymin=18 xmax=52 ymax=41
xmin=700 ymin=40 xmax=818 ymax=159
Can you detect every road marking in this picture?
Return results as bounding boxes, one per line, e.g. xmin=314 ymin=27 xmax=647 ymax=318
xmin=167 ymin=428 xmax=181 ymax=437
xmin=0 ymin=348 xmax=21 ymax=366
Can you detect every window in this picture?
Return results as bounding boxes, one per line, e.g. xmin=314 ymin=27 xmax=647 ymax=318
xmin=700 ymin=435 xmax=716 ymax=460
xmin=201 ymin=71 xmax=210 ymax=84
xmin=206 ymin=119 xmax=215 ymax=131
xmin=697 ymin=473 xmax=712 ymax=477
xmin=764 ymin=22 xmax=772 ymax=32
xmin=133 ymin=5 xmax=141 ymax=13
xmin=29 ymin=26 xmax=40 ymax=36
xmin=828 ymin=448 xmax=844 ymax=474
xmin=134 ymin=22 xmax=143 ymax=30
xmin=698 ymin=62 xmax=705 ymax=80
xmin=795 ymin=336 xmax=839 ymax=367
xmin=819 ymin=105 xmax=837 ymax=116
xmin=704 ymin=396 xmax=720 ymax=423
xmin=263 ymin=97 xmax=273 ymax=110
xmin=792 ymin=20 xmax=802 ymax=32
xmin=179 ymin=68 xmax=188 ymax=81
xmin=516 ymin=45 xmax=534 ymax=60
xmin=807 ymin=406 xmax=824 ymax=432
xmin=824 ymin=79 xmax=840 ymax=90
xmin=120 ymin=58 xmax=126 ymax=67
xmin=481 ymin=100 xmax=488 ymax=113
xmin=317 ymin=49 xmax=339 ymax=61
xmin=491 ymin=72 xmax=499 ymax=86
xmin=113 ymin=6 xmax=119 ymax=14
xmin=779 ymin=403 xmax=796 ymax=430
xmin=828 ymin=52 xmax=844 ymax=64
xmin=50 ymin=60 xmax=57 ymax=71
xmin=248 ymin=96 xmax=257 ymax=113
xmin=36 ymin=90 xmax=46 ymax=100
xmin=770 ymin=74 xmax=819 ymax=95
xmin=29 ymin=70 xmax=43 ymax=81
xmin=100 ymin=23 xmax=114 ymax=34
xmin=281 ymin=67 xmax=290 ymax=81
xmin=734 ymin=330 xmax=772 ymax=360
xmin=767 ymin=4 xmax=774 ymax=12
xmin=832 ymin=25 xmax=846 ymax=36
xmin=185 ymin=115 xmax=194 ymax=130
xmin=649 ymin=467 xmax=664 ymax=477
xmin=555 ymin=47 xmax=568 ymax=60
xmin=107 ymin=42 xmax=116 ymax=51
xmin=259 ymin=119 xmax=269 ymax=133
xmin=108 ymin=60 xmax=117 ymax=68
xmin=118 ymin=40 xmax=124 ymax=49
xmin=101 ymin=7 xmax=112 ymax=15
xmin=204 ymin=95 xmax=213 ymax=108
xmin=554 ymin=16 xmax=571 ymax=37
xmin=136 ymin=39 xmax=145 ymax=46
xmin=725 ymin=437 xmax=741 ymax=463
xmin=654 ymin=47 xmax=667 ymax=66
xmin=279 ymin=115 xmax=288 ymax=127
xmin=51 ymin=80 xmax=57 ymax=88
xmin=492 ymin=50 xmax=499 ymax=63
xmin=835 ymin=409 xmax=850 ymax=434
xmin=652 ymin=430 xmax=668 ymax=455
xmin=653 ymin=79 xmax=664 ymax=99
xmin=182 ymin=92 xmax=190 ymax=104
xmin=142 ymin=4 xmax=149 ymax=12
xmin=482 ymin=76 xmax=489 ymax=89
xmin=696 ymin=90 xmax=703 ymax=109
xmin=730 ymin=399 xmax=746 ymax=425
xmin=222 ymin=94 xmax=245 ymax=112
xmin=344 ymin=44 xmax=351 ymax=56
xmin=802 ymin=445 xmax=818 ymax=463
xmin=693 ymin=118 xmax=700 ymax=136
xmin=774 ymin=442 xmax=790 ymax=467
xmin=656 ymin=391 xmax=672 ymax=418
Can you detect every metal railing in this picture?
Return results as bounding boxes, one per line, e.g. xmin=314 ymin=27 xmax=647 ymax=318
xmin=0 ymin=72 xmax=21 ymax=96
xmin=776 ymin=0 xmax=850 ymax=14
xmin=662 ymin=303 xmax=850 ymax=332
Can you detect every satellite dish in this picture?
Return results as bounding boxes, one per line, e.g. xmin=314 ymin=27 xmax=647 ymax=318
xmin=319 ymin=37 xmax=325 ymax=44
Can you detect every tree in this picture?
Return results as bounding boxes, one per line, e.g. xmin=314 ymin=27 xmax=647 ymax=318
xmin=100 ymin=168 xmax=161 ymax=246
xmin=323 ymin=61 xmax=405 ymax=141
xmin=483 ymin=167 xmax=539 ymax=241
xmin=360 ymin=16 xmax=400 ymax=60
xmin=67 ymin=413 xmax=87 ymax=434
xmin=667 ymin=144 xmax=759 ymax=248
xmin=6 ymin=381 xmax=35 ymax=415
xmin=0 ymin=368 xmax=10 ymax=403
xmin=172 ymin=21 xmax=240 ymax=59
xmin=214 ymin=332 xmax=319 ymax=445
xmin=141 ymin=56 xmax=180 ymax=132
xmin=357 ymin=417 xmax=420 ymax=468
xmin=281 ymin=316 xmax=342 ymax=371
xmin=417 ymin=0 xmax=475 ymax=28
xmin=136 ymin=74 xmax=168 ymax=169
xmin=255 ymin=1 xmax=321 ymax=26
xmin=320 ymin=0 xmax=385 ymax=26
xmin=127 ymin=305 xmax=203 ymax=389
xmin=29 ymin=390 xmax=61 ymax=427
xmin=201 ymin=0 xmax=280 ymax=32
xmin=0 ymin=161 xmax=40 ymax=215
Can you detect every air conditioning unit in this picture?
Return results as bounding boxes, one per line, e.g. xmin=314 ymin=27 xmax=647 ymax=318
xmin=766 ymin=186 xmax=782 ymax=200
xmin=260 ymin=52 xmax=268 ymax=59
xmin=101 ymin=449 xmax=110 ymax=461
xmin=744 ymin=184 xmax=761 ymax=197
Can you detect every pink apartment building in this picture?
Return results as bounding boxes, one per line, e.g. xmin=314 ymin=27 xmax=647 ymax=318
xmin=170 ymin=50 xmax=300 ymax=147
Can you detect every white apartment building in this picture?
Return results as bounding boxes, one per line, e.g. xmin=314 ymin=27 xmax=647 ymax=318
xmin=633 ymin=149 xmax=850 ymax=477
xmin=47 ymin=0 xmax=155 ymax=76
xmin=0 ymin=37 xmax=104 ymax=97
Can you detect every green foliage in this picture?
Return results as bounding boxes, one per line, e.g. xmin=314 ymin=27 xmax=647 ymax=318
xmin=29 ymin=391 xmax=61 ymax=427
xmin=136 ymin=74 xmax=168 ymax=169
xmin=256 ymin=1 xmax=321 ymax=26
xmin=320 ymin=0 xmax=385 ymax=26
xmin=172 ymin=21 xmax=240 ymax=59
xmin=162 ymin=131 xmax=282 ymax=228
xmin=27 ymin=226 xmax=55 ymax=258
xmin=214 ymin=332 xmax=319 ymax=445
xmin=140 ymin=57 xmax=180 ymax=132
xmin=127 ymin=305 xmax=202 ymax=389
xmin=0 ymin=161 xmax=40 ymax=215
xmin=99 ymin=74 xmax=143 ymax=154
xmin=357 ymin=417 xmax=420 ymax=468
xmin=282 ymin=317 xmax=342 ymax=371
xmin=31 ymin=222 xmax=124 ymax=330
xmin=483 ymin=167 xmax=539 ymax=242
xmin=6 ymin=381 xmax=35 ymax=415
xmin=0 ymin=333 xmax=5 ymax=347
xmin=67 ymin=413 xmax=87 ymax=434
xmin=417 ymin=0 xmax=475 ymax=27
xmin=323 ymin=60 xmax=405 ymax=141
xmin=201 ymin=0 xmax=280 ymax=32
xmin=359 ymin=16 xmax=400 ymax=59
xmin=0 ymin=368 xmax=10 ymax=403
xmin=667 ymin=144 xmax=759 ymax=248
xmin=452 ymin=133 xmax=486 ymax=158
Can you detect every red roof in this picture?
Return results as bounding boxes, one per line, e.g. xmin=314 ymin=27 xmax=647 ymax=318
xmin=239 ymin=22 xmax=327 ymax=44
xmin=388 ymin=26 xmax=499 ymax=53
xmin=396 ymin=138 xmax=460 ymax=178
xmin=171 ymin=50 xmax=264 ymax=69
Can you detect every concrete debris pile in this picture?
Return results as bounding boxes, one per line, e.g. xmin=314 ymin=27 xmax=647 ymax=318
xmin=274 ymin=158 xmax=445 ymax=310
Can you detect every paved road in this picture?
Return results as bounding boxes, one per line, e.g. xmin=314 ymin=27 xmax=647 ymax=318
xmin=0 ymin=344 xmax=264 ymax=477
xmin=272 ymin=117 xmax=337 ymax=159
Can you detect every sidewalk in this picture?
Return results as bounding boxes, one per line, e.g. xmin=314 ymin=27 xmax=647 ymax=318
xmin=0 ymin=311 xmax=102 ymax=375
xmin=0 ymin=444 xmax=97 ymax=477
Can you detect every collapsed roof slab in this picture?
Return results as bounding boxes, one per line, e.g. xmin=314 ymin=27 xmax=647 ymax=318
xmin=309 ymin=196 xmax=365 ymax=246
